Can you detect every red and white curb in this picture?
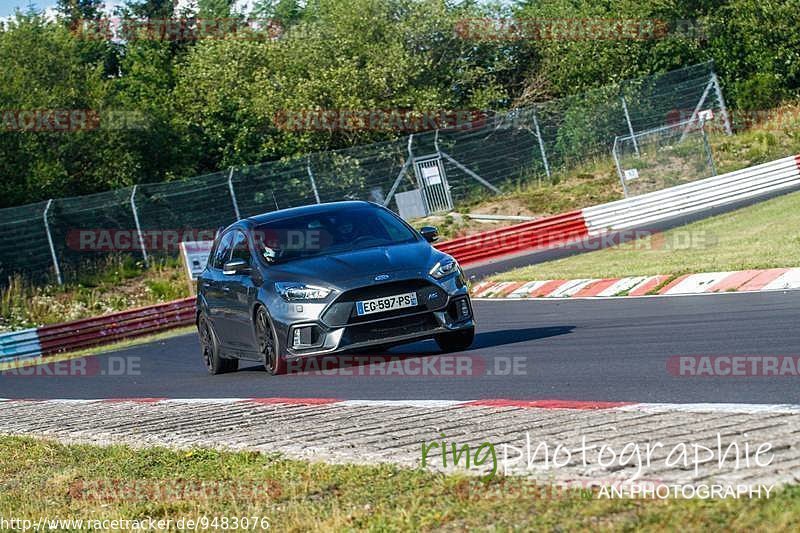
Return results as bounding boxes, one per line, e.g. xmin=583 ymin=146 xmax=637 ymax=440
xmin=472 ymin=267 xmax=800 ymax=299
xmin=2 ymin=397 xmax=799 ymax=414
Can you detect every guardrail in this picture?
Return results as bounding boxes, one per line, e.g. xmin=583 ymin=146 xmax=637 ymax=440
xmin=2 ymin=153 xmax=798 ymax=364
xmin=436 ymin=210 xmax=589 ymax=265
xmin=582 ymin=154 xmax=800 ymax=234
xmin=0 ymin=298 xmax=195 ymax=363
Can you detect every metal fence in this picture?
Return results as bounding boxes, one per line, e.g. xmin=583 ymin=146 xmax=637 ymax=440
xmin=613 ymin=117 xmax=717 ymax=198
xmin=0 ymin=62 xmax=731 ymax=285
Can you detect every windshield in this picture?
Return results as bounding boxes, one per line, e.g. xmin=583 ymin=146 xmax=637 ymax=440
xmin=253 ymin=206 xmax=418 ymax=264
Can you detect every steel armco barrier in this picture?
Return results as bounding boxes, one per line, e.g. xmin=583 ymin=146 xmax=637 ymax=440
xmin=0 ymin=298 xmax=195 ymax=364
xmin=582 ymin=154 xmax=800 ymax=235
xmin=436 ymin=210 xmax=589 ymax=266
xmin=0 ymin=327 xmax=42 ymax=363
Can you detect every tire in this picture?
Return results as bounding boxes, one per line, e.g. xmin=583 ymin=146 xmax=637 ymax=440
xmin=198 ymin=314 xmax=239 ymax=375
xmin=435 ymin=327 xmax=475 ymax=353
xmin=255 ymin=306 xmax=286 ymax=375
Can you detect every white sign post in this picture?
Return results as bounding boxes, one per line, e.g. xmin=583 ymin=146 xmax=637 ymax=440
xmin=623 ymin=168 xmax=640 ymax=182
xmin=179 ymin=240 xmax=214 ymax=294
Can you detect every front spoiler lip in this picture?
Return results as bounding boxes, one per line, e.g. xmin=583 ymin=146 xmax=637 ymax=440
xmin=284 ymin=318 xmax=475 ymax=360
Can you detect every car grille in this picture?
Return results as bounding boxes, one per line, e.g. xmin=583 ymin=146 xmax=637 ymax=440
xmin=342 ymin=313 xmax=441 ymax=345
xmin=321 ymin=279 xmax=445 ymax=327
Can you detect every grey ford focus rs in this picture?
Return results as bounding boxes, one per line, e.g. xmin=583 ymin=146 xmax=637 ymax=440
xmin=196 ymin=201 xmax=475 ymax=375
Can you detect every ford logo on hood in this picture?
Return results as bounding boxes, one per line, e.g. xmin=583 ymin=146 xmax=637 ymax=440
xmin=374 ymin=274 xmax=390 ymax=281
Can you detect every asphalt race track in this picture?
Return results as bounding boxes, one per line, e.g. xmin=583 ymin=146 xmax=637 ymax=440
xmin=2 ymin=290 xmax=799 ymax=404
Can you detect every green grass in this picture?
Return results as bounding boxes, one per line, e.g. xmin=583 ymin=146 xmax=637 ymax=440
xmin=464 ymin=161 xmax=625 ymax=218
xmin=491 ymin=189 xmax=800 ymax=281
xmin=0 ymin=436 xmax=798 ymax=531
xmin=0 ymin=256 xmax=190 ymax=333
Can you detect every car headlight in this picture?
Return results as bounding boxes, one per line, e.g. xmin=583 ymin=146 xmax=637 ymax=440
xmin=429 ymin=259 xmax=459 ymax=279
xmin=275 ymin=282 xmax=332 ymax=301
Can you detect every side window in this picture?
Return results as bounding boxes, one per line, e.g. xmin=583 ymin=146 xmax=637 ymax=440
xmin=230 ymin=230 xmax=252 ymax=263
xmin=211 ymin=232 xmax=234 ymax=269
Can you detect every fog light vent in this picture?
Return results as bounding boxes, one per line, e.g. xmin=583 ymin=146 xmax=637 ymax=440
xmin=293 ymin=326 xmax=313 ymax=347
xmin=458 ymin=299 xmax=470 ymax=319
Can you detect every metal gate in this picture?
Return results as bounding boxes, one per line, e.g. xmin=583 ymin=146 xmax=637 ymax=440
xmin=413 ymin=155 xmax=453 ymax=214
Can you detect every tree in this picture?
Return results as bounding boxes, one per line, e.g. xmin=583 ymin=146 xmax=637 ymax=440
xmin=56 ymin=0 xmax=105 ymax=24
xmin=172 ymin=0 xmax=520 ymax=172
xmin=197 ymin=0 xmax=236 ymax=19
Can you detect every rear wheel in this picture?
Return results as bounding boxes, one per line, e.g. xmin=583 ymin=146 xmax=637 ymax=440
xmin=256 ymin=307 xmax=286 ymax=375
xmin=435 ymin=327 xmax=475 ymax=353
xmin=198 ymin=314 xmax=238 ymax=375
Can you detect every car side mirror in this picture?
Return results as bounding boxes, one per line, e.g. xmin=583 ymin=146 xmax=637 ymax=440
xmin=420 ymin=226 xmax=439 ymax=243
xmin=223 ymin=259 xmax=251 ymax=275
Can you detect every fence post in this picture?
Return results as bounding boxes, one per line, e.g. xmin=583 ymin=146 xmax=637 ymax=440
xmin=680 ymin=76 xmax=714 ymax=142
xmin=532 ymin=110 xmax=551 ymax=178
xmin=711 ymin=72 xmax=733 ymax=135
xmin=130 ymin=185 xmax=149 ymax=267
xmin=42 ymin=199 xmax=63 ymax=285
xmin=227 ymin=167 xmax=241 ymax=220
xmin=384 ymin=134 xmax=415 ymax=207
xmin=700 ymin=120 xmax=717 ymax=176
xmin=621 ymin=96 xmax=639 ymax=157
xmin=306 ymin=156 xmax=321 ymax=204
xmin=611 ymin=137 xmax=629 ymax=198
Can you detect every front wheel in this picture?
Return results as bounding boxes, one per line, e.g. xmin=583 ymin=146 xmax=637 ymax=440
xmin=198 ymin=314 xmax=238 ymax=375
xmin=255 ymin=307 xmax=286 ymax=375
xmin=435 ymin=327 xmax=475 ymax=352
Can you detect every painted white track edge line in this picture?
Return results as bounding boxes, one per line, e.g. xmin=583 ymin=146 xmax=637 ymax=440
xmin=339 ymin=400 xmax=471 ymax=408
xmin=2 ymin=399 xmax=800 ymax=413
xmin=617 ymin=402 xmax=800 ymax=414
xmin=472 ymin=286 xmax=800 ymax=301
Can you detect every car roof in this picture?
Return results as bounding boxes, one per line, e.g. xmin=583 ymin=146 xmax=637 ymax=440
xmin=240 ymin=200 xmax=377 ymax=228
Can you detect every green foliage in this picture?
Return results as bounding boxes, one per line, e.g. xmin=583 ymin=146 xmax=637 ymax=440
xmin=0 ymin=0 xmax=799 ymax=210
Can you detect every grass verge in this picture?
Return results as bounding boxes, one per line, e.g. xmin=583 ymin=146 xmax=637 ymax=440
xmin=0 ymin=436 xmax=798 ymax=531
xmin=1 ymin=255 xmax=190 ymax=333
xmin=490 ymin=189 xmax=800 ymax=281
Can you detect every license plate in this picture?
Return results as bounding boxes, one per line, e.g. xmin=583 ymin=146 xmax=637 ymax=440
xmin=356 ymin=292 xmax=418 ymax=316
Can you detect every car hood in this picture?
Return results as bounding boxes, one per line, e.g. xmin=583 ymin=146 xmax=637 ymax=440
xmin=267 ymin=241 xmax=443 ymax=285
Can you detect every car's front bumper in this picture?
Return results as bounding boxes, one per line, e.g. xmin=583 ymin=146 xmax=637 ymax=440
xmin=272 ymin=274 xmax=473 ymax=358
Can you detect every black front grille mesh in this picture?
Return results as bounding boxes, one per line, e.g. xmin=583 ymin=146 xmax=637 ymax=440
xmin=321 ymin=279 xmax=445 ymax=326
xmin=343 ymin=313 xmax=440 ymax=344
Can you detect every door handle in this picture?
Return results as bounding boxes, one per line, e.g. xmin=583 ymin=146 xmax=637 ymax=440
xmin=222 ymin=286 xmax=232 ymax=292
